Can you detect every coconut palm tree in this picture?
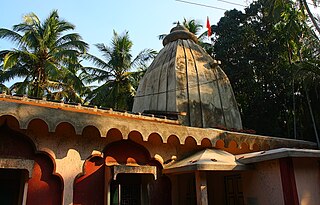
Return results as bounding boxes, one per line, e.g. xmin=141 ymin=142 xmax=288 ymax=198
xmin=158 ymin=18 xmax=203 ymax=40
xmin=82 ymin=30 xmax=156 ymax=110
xmin=0 ymin=51 xmax=11 ymax=94
xmin=178 ymin=18 xmax=203 ymax=35
xmin=0 ymin=10 xmax=89 ymax=101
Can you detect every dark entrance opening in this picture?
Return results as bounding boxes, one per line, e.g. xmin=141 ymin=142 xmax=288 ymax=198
xmin=111 ymin=173 xmax=154 ymax=205
xmin=225 ymin=175 xmax=244 ymax=205
xmin=0 ymin=169 xmax=26 ymax=205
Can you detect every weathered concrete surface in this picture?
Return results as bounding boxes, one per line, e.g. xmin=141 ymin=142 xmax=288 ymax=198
xmin=241 ymin=159 xmax=285 ymax=205
xmin=112 ymin=165 xmax=157 ymax=180
xmin=0 ymin=158 xmax=34 ymax=177
xmin=133 ymin=25 xmax=242 ymax=130
xmin=0 ymin=94 xmax=316 ymax=153
xmin=195 ymin=171 xmax=208 ymax=205
xmin=55 ymin=149 xmax=83 ymax=205
xmin=164 ymin=149 xmax=247 ymax=173
xmin=0 ymin=95 xmax=318 ymax=205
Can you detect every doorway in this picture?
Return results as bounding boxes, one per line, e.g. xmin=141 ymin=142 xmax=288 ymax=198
xmin=0 ymin=169 xmax=26 ymax=205
xmin=110 ymin=173 xmax=153 ymax=205
xmin=225 ymin=175 xmax=244 ymax=205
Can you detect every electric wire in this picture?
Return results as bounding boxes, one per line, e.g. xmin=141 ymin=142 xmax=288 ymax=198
xmin=175 ymin=0 xmax=319 ymax=10
xmin=175 ymin=0 xmax=227 ymax=11
xmin=216 ymin=0 xmax=246 ymax=7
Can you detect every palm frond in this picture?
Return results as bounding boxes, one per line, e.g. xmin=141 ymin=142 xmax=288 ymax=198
xmin=57 ymin=20 xmax=76 ymax=33
xmin=83 ymin=53 xmax=109 ymax=69
xmin=10 ymin=79 xmax=31 ymax=95
xmin=54 ymin=40 xmax=89 ymax=53
xmin=3 ymin=52 xmax=20 ymax=69
xmin=130 ymin=49 xmax=157 ymax=69
xmin=294 ymin=61 xmax=320 ymax=76
xmin=0 ymin=65 xmax=30 ymax=83
xmin=0 ymin=28 xmax=23 ymax=46
xmin=55 ymin=33 xmax=85 ymax=46
xmin=52 ymin=49 xmax=79 ymax=63
xmin=0 ymin=50 xmax=10 ymax=59
xmin=0 ymin=84 xmax=11 ymax=94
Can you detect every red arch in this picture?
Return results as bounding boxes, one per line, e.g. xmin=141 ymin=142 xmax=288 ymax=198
xmin=185 ymin=136 xmax=197 ymax=146
xmin=27 ymin=154 xmax=63 ymax=205
xmin=106 ymin=128 xmax=123 ymax=143
xmin=128 ymin=130 xmax=143 ymax=143
xmin=104 ymin=140 xmax=151 ymax=165
xmin=148 ymin=132 xmax=163 ymax=144
xmin=55 ymin=122 xmax=76 ymax=137
xmin=167 ymin=135 xmax=180 ymax=145
xmin=201 ymin=138 xmax=212 ymax=148
xmin=0 ymin=115 xmax=20 ymax=130
xmin=82 ymin=125 xmax=101 ymax=138
xmin=215 ymin=139 xmax=225 ymax=148
xmin=27 ymin=118 xmax=49 ymax=136
xmin=0 ymin=125 xmax=62 ymax=204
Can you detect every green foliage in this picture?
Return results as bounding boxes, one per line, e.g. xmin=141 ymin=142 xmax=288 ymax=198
xmin=0 ymin=10 xmax=89 ymax=102
xmin=82 ymin=31 xmax=157 ymax=110
xmin=212 ymin=0 xmax=320 ymax=141
xmin=159 ymin=18 xmax=204 ymax=39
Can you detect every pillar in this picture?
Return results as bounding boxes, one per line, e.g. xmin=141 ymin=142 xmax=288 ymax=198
xmin=279 ymin=157 xmax=299 ymax=205
xmin=195 ymin=171 xmax=208 ymax=205
xmin=22 ymin=180 xmax=29 ymax=205
xmin=55 ymin=149 xmax=84 ymax=205
xmin=104 ymin=166 xmax=112 ymax=205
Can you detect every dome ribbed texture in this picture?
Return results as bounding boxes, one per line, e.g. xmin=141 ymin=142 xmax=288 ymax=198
xmin=132 ymin=25 xmax=242 ymax=129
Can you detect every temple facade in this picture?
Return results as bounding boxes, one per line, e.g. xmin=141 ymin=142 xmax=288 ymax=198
xmin=0 ymin=25 xmax=319 ymax=205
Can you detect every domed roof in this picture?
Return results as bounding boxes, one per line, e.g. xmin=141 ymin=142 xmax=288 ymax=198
xmin=132 ymin=25 xmax=242 ymax=130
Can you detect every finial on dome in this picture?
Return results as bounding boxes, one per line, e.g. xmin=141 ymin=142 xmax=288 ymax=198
xmin=163 ymin=23 xmax=198 ymax=46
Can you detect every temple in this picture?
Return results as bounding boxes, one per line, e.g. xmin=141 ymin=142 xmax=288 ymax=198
xmin=0 ymin=25 xmax=319 ymax=205
xmin=133 ymin=24 xmax=242 ymax=130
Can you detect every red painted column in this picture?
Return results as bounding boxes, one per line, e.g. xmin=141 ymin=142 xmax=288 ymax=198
xmin=279 ymin=158 xmax=299 ymax=205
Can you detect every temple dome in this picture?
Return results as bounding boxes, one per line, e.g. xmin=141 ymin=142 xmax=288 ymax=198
xmin=132 ymin=25 xmax=242 ymax=130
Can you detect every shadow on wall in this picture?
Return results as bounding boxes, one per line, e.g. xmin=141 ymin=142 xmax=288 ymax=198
xmin=0 ymin=120 xmax=63 ymax=205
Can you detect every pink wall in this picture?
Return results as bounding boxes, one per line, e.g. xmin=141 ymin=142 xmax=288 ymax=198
xmin=293 ymin=158 xmax=320 ymax=205
xmin=242 ymin=160 xmax=284 ymax=205
xmin=0 ymin=126 xmax=62 ymax=205
xmin=73 ymin=140 xmax=153 ymax=205
xmin=27 ymin=155 xmax=62 ymax=205
xmin=73 ymin=157 xmax=105 ymax=205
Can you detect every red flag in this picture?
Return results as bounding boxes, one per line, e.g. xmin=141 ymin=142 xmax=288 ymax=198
xmin=206 ymin=16 xmax=212 ymax=37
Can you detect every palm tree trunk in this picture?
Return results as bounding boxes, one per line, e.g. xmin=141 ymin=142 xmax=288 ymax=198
xmin=301 ymin=0 xmax=320 ymax=35
xmin=35 ymin=69 xmax=41 ymax=97
xmin=303 ymin=82 xmax=320 ymax=148
xmin=292 ymin=79 xmax=297 ymax=139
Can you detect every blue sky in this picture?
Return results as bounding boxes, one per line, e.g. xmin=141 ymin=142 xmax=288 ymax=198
xmin=1 ymin=0 xmax=318 ymax=63
xmin=0 ymin=0 xmax=247 ymax=58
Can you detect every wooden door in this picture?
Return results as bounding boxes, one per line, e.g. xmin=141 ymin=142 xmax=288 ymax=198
xmin=225 ymin=175 xmax=244 ymax=205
